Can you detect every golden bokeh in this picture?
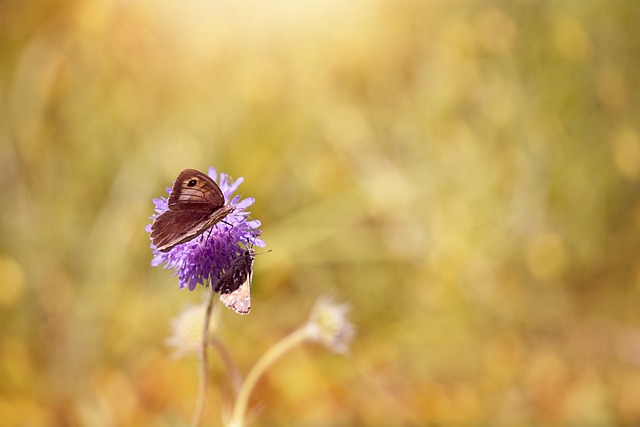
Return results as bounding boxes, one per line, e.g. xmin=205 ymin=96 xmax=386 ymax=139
xmin=1 ymin=0 xmax=639 ymax=425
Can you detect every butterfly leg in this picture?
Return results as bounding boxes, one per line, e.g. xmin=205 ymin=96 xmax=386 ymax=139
xmin=221 ymin=219 xmax=234 ymax=236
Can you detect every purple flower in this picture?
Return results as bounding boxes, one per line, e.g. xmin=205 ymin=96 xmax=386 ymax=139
xmin=147 ymin=167 xmax=265 ymax=291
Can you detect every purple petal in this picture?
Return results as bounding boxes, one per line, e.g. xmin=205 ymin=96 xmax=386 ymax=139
xmin=246 ymin=220 xmax=261 ymax=228
xmin=235 ymin=197 xmax=254 ymax=209
xmin=226 ymin=177 xmax=244 ymax=195
xmin=208 ymin=167 xmax=218 ymax=181
xmin=148 ymin=166 xmax=265 ymax=292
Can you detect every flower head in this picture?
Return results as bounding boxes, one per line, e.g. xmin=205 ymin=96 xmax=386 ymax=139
xmin=165 ymin=303 xmax=221 ymax=358
xmin=148 ymin=167 xmax=265 ymax=291
xmin=305 ymin=296 xmax=356 ymax=354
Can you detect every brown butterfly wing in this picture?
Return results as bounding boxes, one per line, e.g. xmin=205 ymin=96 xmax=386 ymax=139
xmin=151 ymin=169 xmax=234 ymax=252
xmin=168 ymin=169 xmax=225 ymax=210
xmin=218 ymin=250 xmax=254 ymax=315
xmin=151 ymin=205 xmax=234 ymax=252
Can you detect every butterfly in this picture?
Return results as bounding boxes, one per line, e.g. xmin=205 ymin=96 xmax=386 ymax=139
xmin=217 ymin=249 xmax=255 ymax=315
xmin=150 ymin=169 xmax=234 ymax=252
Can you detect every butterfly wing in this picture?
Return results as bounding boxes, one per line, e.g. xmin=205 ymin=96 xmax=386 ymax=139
xmin=218 ymin=250 xmax=254 ymax=315
xmin=150 ymin=205 xmax=234 ymax=252
xmin=168 ymin=169 xmax=225 ymax=210
xmin=151 ymin=169 xmax=234 ymax=252
xmin=219 ymin=274 xmax=252 ymax=315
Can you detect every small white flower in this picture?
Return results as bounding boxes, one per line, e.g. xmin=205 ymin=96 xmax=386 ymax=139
xmin=306 ymin=296 xmax=355 ymax=354
xmin=165 ymin=303 xmax=221 ymax=358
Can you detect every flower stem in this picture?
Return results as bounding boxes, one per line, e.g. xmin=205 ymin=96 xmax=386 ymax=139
xmin=226 ymin=326 xmax=310 ymax=427
xmin=210 ymin=336 xmax=243 ymax=396
xmin=192 ymin=288 xmax=216 ymax=427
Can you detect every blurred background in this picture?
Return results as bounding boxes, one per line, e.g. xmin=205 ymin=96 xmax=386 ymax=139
xmin=1 ymin=0 xmax=639 ymax=425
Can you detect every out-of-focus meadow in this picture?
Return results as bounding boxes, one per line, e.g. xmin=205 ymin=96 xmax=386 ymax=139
xmin=1 ymin=0 xmax=639 ymax=425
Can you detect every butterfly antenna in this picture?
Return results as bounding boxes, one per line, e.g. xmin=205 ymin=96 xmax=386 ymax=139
xmin=244 ymin=231 xmax=271 ymax=255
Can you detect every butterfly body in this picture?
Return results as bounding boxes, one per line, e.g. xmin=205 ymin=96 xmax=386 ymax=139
xmin=151 ymin=169 xmax=234 ymax=252
xmin=218 ymin=249 xmax=255 ymax=315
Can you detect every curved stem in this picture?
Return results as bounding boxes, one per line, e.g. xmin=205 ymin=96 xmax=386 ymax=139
xmin=210 ymin=336 xmax=243 ymax=396
xmin=192 ymin=289 xmax=216 ymax=427
xmin=227 ymin=326 xmax=310 ymax=427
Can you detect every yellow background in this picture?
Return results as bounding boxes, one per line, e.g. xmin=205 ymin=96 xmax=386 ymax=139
xmin=1 ymin=0 xmax=639 ymax=425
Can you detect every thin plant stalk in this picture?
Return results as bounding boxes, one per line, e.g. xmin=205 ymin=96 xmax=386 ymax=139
xmin=226 ymin=327 xmax=310 ymax=427
xmin=192 ymin=288 xmax=216 ymax=427
xmin=210 ymin=335 xmax=243 ymax=396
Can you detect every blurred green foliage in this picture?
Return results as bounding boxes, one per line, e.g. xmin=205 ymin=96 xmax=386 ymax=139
xmin=1 ymin=0 xmax=639 ymax=425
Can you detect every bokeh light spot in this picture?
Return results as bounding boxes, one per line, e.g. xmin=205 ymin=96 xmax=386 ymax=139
xmin=553 ymin=14 xmax=591 ymax=61
xmin=525 ymin=231 xmax=568 ymax=281
xmin=0 ymin=256 xmax=26 ymax=307
xmin=612 ymin=127 xmax=640 ymax=180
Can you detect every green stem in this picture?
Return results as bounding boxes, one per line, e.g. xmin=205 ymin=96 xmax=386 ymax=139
xmin=226 ymin=326 xmax=310 ymax=427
